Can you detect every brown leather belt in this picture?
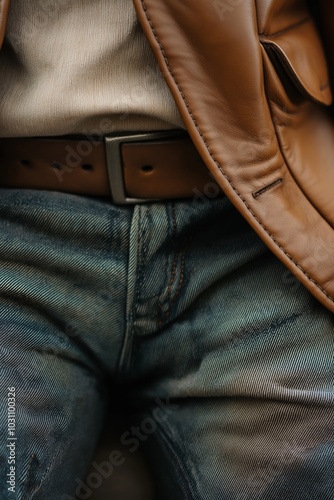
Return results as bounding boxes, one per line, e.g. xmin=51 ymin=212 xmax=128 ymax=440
xmin=0 ymin=131 xmax=222 ymax=204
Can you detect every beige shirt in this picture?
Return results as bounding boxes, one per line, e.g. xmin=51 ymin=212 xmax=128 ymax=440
xmin=0 ymin=0 xmax=184 ymax=137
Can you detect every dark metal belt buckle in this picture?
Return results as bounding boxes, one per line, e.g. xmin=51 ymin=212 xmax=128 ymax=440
xmin=105 ymin=130 xmax=182 ymax=205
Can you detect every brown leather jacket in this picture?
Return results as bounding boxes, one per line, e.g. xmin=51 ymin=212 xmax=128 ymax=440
xmin=1 ymin=0 xmax=334 ymax=313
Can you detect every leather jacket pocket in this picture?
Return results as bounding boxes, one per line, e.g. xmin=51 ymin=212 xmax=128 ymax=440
xmin=260 ymin=17 xmax=332 ymax=108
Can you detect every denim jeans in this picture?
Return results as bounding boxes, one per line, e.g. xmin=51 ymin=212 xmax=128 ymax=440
xmin=0 ymin=187 xmax=333 ymax=500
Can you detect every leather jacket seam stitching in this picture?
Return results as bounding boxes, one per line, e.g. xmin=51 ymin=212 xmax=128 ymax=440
xmin=139 ymin=0 xmax=334 ymax=304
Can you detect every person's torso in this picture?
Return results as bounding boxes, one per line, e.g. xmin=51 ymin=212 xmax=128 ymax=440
xmin=0 ymin=0 xmax=184 ymax=137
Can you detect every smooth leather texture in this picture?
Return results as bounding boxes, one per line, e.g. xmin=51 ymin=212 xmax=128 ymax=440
xmin=0 ymin=136 xmax=220 ymax=200
xmin=121 ymin=136 xmax=221 ymax=199
xmin=260 ymin=18 xmax=332 ymax=105
xmin=133 ymin=0 xmax=334 ymax=312
xmin=0 ymin=0 xmax=10 ymax=48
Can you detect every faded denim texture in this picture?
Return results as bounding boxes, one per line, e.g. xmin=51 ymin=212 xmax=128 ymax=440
xmin=0 ymin=187 xmax=333 ymax=499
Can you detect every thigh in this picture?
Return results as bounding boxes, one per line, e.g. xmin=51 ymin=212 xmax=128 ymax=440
xmin=124 ymin=197 xmax=334 ymax=500
xmin=0 ymin=188 xmax=132 ymax=499
xmin=0 ymin=296 xmax=109 ymax=500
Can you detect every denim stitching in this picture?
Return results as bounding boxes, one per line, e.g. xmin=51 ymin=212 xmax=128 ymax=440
xmin=157 ymin=204 xmax=192 ymax=328
xmin=157 ymin=203 xmax=179 ymax=328
xmin=116 ymin=206 xmax=144 ymax=376
xmin=164 ymin=233 xmax=192 ymax=326
xmin=133 ymin=205 xmax=149 ymax=332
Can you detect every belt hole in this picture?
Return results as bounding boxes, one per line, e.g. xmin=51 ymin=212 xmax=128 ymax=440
xmin=141 ymin=165 xmax=154 ymax=173
xmin=20 ymin=159 xmax=31 ymax=167
xmin=81 ymin=163 xmax=93 ymax=171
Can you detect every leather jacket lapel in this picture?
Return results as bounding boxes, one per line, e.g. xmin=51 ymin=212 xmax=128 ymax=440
xmin=133 ymin=0 xmax=334 ymax=312
xmin=0 ymin=0 xmax=10 ymax=48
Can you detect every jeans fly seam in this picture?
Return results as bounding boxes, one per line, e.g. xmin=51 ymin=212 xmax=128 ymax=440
xmin=116 ymin=206 xmax=145 ymax=376
xmin=133 ymin=205 xmax=149 ymax=331
xmin=167 ymin=233 xmax=192 ymax=321
xmin=158 ymin=204 xmax=192 ymax=327
xmin=158 ymin=203 xmax=179 ymax=328
xmin=161 ymin=236 xmax=191 ymax=327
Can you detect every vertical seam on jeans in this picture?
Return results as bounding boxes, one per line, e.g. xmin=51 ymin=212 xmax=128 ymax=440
xmin=158 ymin=203 xmax=179 ymax=328
xmin=116 ymin=206 xmax=144 ymax=377
xmin=158 ymin=204 xmax=192 ymax=328
xmin=134 ymin=206 xmax=148 ymax=326
xmin=165 ymin=204 xmax=179 ymax=302
xmin=160 ymin=236 xmax=190 ymax=327
xmin=166 ymin=233 xmax=192 ymax=321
